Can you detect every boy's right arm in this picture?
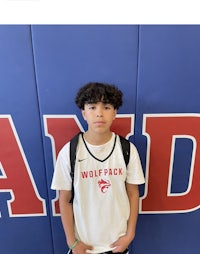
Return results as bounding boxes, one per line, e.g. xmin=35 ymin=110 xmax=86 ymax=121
xmin=59 ymin=190 xmax=76 ymax=247
xmin=59 ymin=190 xmax=93 ymax=254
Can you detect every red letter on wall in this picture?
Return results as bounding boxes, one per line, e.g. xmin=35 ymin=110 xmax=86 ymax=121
xmin=0 ymin=116 xmax=46 ymax=217
xmin=44 ymin=114 xmax=134 ymax=215
xmin=141 ymin=114 xmax=200 ymax=213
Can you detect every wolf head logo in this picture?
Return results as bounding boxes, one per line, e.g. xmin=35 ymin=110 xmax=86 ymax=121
xmin=98 ymin=179 xmax=111 ymax=193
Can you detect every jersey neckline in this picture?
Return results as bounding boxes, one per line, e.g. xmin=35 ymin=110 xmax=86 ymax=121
xmin=81 ymin=132 xmax=117 ymax=162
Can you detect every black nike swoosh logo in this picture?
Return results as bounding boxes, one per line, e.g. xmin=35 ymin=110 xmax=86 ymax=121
xmin=78 ymin=158 xmax=87 ymax=162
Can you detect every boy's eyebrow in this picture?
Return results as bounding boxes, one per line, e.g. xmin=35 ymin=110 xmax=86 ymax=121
xmin=86 ymin=101 xmax=112 ymax=104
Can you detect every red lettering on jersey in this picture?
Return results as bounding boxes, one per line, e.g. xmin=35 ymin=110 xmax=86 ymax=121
xmin=0 ymin=116 xmax=45 ymax=217
xmin=44 ymin=114 xmax=134 ymax=215
xmin=141 ymin=114 xmax=200 ymax=213
xmin=81 ymin=171 xmax=88 ymax=178
xmin=99 ymin=169 xmax=103 ymax=176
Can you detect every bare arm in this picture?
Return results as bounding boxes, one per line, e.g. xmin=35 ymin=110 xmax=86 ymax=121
xmin=111 ymin=183 xmax=139 ymax=252
xmin=59 ymin=190 xmax=76 ymax=246
xmin=125 ymin=183 xmax=139 ymax=240
xmin=59 ymin=190 xmax=93 ymax=254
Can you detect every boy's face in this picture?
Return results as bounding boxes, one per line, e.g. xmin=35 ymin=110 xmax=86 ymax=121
xmin=82 ymin=101 xmax=117 ymax=134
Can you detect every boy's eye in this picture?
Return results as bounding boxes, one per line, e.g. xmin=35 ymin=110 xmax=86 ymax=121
xmin=105 ymin=106 xmax=110 ymax=110
xmin=88 ymin=106 xmax=96 ymax=110
xmin=104 ymin=104 xmax=112 ymax=110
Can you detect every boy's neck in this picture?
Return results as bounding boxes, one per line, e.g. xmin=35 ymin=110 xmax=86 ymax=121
xmin=83 ymin=131 xmax=113 ymax=145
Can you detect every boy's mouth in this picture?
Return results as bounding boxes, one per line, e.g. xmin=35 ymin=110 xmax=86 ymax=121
xmin=94 ymin=121 xmax=105 ymax=125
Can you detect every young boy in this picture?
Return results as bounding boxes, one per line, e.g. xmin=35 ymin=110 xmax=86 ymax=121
xmin=51 ymin=82 xmax=145 ymax=254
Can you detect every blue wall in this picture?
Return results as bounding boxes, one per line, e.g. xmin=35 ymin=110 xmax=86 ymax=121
xmin=0 ymin=25 xmax=200 ymax=254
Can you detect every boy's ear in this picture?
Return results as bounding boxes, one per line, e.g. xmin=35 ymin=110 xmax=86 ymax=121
xmin=82 ymin=110 xmax=86 ymax=120
xmin=113 ymin=109 xmax=117 ymax=119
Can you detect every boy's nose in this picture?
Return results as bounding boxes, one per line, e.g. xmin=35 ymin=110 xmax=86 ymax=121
xmin=97 ymin=112 xmax=103 ymax=117
xmin=97 ymin=108 xmax=103 ymax=117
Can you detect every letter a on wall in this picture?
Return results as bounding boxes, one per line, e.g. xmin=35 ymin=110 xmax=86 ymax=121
xmin=0 ymin=116 xmax=46 ymax=217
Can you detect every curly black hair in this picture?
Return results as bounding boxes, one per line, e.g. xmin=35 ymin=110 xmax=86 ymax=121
xmin=75 ymin=82 xmax=123 ymax=110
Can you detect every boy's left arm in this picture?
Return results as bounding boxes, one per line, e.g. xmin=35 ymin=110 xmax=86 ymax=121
xmin=111 ymin=183 xmax=139 ymax=253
